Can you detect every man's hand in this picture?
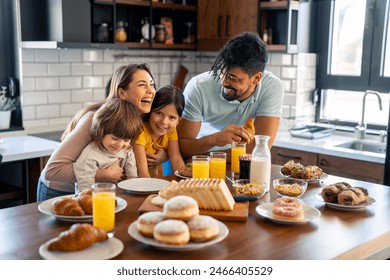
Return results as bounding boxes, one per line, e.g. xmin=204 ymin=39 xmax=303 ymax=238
xmin=215 ymin=124 xmax=253 ymax=146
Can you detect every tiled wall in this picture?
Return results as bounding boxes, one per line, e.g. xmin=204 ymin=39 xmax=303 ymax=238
xmin=21 ymin=48 xmax=316 ymax=133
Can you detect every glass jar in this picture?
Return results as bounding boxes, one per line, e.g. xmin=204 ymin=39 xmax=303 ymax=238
xmin=115 ymin=21 xmax=127 ymax=43
xmin=141 ymin=17 xmax=155 ymax=42
xmin=154 ymin=24 xmax=166 ymax=43
xmin=97 ymin=23 xmax=109 ymax=43
xmin=250 ymin=135 xmax=271 ymax=192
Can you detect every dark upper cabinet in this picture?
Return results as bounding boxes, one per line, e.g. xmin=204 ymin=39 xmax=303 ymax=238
xmin=20 ymin=0 xmax=124 ymax=49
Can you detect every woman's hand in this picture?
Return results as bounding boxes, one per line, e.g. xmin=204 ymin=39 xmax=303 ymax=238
xmin=95 ymin=159 xmax=124 ymax=182
xmin=146 ymin=148 xmax=168 ymax=166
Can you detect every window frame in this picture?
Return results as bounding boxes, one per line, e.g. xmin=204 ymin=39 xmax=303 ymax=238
xmin=315 ymin=0 xmax=390 ymax=129
xmin=317 ymin=0 xmax=390 ymax=92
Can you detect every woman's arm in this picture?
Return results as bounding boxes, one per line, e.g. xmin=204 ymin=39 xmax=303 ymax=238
xmin=45 ymin=113 xmax=93 ymax=183
xmin=133 ymin=144 xmax=151 ymax=178
xmin=167 ymin=140 xmax=185 ymax=172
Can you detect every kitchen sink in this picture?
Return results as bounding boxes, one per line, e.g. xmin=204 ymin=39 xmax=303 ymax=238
xmin=334 ymin=140 xmax=386 ymax=154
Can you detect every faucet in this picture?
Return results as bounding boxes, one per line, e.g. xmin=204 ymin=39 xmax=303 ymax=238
xmin=355 ymin=90 xmax=383 ymax=140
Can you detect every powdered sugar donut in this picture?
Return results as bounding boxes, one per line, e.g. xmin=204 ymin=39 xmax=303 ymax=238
xmin=187 ymin=215 xmax=220 ymax=242
xmin=137 ymin=211 xmax=165 ymax=237
xmin=163 ymin=195 xmax=199 ymax=221
xmin=153 ymin=219 xmax=190 ymax=245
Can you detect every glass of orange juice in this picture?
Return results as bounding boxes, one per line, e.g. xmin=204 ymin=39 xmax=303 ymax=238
xmin=231 ymin=142 xmax=246 ymax=177
xmin=209 ymin=152 xmax=227 ymax=179
xmin=192 ymin=155 xmax=210 ymax=178
xmin=92 ymin=182 xmax=116 ymax=237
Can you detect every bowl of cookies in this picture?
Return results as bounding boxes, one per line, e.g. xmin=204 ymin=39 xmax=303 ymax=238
xmin=273 ymin=178 xmax=308 ymax=198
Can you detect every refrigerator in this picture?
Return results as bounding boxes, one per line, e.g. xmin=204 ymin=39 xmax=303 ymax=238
xmin=0 ymin=0 xmax=23 ymax=132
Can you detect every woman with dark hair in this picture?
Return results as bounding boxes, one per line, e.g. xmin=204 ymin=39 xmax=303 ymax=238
xmin=177 ymin=32 xmax=284 ymax=159
xmin=37 ymin=63 xmax=156 ymax=201
xmin=133 ymin=85 xmax=185 ymax=177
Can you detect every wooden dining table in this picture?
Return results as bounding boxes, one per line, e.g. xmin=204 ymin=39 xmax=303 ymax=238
xmin=1 ymin=164 xmax=390 ymax=260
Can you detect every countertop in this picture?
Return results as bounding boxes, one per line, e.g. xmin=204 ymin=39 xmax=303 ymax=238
xmin=0 ymin=135 xmax=59 ymax=163
xmin=273 ymin=130 xmax=386 ymax=164
xmin=0 ymin=129 xmax=386 ymax=164
xmin=1 ymin=165 xmax=390 ymax=260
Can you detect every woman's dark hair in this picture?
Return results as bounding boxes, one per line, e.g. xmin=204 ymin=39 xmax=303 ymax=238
xmin=211 ymin=32 xmax=269 ymax=78
xmin=90 ymin=99 xmax=143 ymax=150
xmin=142 ymin=85 xmax=185 ymax=122
xmin=62 ymin=63 xmax=154 ymax=140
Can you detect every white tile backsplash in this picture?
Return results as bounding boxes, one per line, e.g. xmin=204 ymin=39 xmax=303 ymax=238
xmin=20 ymin=48 xmax=317 ymax=132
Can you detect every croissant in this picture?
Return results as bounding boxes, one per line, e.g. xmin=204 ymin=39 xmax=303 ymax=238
xmin=243 ymin=118 xmax=255 ymax=143
xmin=321 ymin=182 xmax=351 ymax=203
xmin=74 ymin=188 xmax=93 ymax=214
xmin=337 ymin=187 xmax=369 ymax=206
xmin=51 ymin=197 xmax=85 ymax=216
xmin=47 ymin=223 xmax=108 ymax=251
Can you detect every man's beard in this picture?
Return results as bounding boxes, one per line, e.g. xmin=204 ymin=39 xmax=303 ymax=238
xmin=222 ymin=87 xmax=237 ymax=101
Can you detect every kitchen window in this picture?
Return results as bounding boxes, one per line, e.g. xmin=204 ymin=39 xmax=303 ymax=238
xmin=316 ymin=0 xmax=390 ymax=130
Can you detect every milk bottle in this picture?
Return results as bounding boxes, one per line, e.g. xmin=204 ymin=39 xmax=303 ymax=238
xmin=250 ymin=135 xmax=271 ymax=191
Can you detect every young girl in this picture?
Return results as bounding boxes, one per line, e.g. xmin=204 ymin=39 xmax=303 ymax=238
xmin=134 ymin=85 xmax=185 ymax=177
xmin=73 ymin=99 xmax=143 ymax=190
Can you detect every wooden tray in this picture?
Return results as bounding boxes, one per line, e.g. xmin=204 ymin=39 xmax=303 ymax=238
xmin=138 ymin=194 xmax=249 ymax=222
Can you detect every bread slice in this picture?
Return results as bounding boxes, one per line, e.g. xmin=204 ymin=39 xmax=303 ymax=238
xmin=158 ymin=178 xmax=235 ymax=211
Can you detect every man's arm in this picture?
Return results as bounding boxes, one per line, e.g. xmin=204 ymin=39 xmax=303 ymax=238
xmin=252 ymin=116 xmax=280 ymax=151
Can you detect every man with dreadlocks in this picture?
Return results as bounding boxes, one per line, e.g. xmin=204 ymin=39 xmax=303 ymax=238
xmin=177 ymin=32 xmax=284 ymax=160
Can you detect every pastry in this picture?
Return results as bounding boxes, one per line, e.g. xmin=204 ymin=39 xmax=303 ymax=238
xmin=321 ymin=182 xmax=351 ymax=203
xmin=243 ymin=118 xmax=255 ymax=143
xmin=73 ymin=189 xmax=93 ymax=214
xmin=337 ymin=187 xmax=369 ymax=206
xmin=51 ymin=197 xmax=85 ymax=216
xmin=151 ymin=195 xmax=167 ymax=207
xmin=272 ymin=197 xmax=303 ymax=221
xmin=47 ymin=223 xmax=108 ymax=251
xmin=163 ymin=195 xmax=199 ymax=221
xmin=281 ymin=160 xmax=303 ymax=176
xmin=153 ymin=219 xmax=190 ymax=245
xmin=137 ymin=211 xmax=165 ymax=237
xmin=187 ymin=215 xmax=220 ymax=242
xmin=300 ymin=165 xmax=323 ymax=180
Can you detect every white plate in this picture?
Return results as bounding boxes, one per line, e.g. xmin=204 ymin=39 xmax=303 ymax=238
xmin=128 ymin=220 xmax=228 ymax=251
xmin=38 ymin=195 xmax=127 ymax=222
xmin=174 ymin=170 xmax=191 ymax=179
xmin=315 ymin=193 xmax=376 ymax=210
xmin=39 ymin=237 xmax=123 ymax=260
xmin=256 ymin=203 xmax=321 ymax=224
xmin=117 ymin=178 xmax=170 ymax=194
xmin=280 ymin=171 xmax=328 ymax=183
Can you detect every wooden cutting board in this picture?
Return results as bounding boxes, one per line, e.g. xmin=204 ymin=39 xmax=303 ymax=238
xmin=138 ymin=194 xmax=249 ymax=222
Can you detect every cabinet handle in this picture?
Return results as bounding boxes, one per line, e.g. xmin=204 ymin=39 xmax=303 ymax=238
xmin=319 ymin=159 xmax=328 ymax=166
xmin=276 ymin=153 xmax=301 ymax=160
xmin=225 ymin=15 xmax=230 ymax=36
xmin=218 ymin=16 xmax=223 ymax=37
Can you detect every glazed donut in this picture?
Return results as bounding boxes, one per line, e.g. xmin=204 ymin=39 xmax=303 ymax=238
xmin=273 ymin=197 xmax=302 ymax=209
xmin=272 ymin=206 xmax=304 ymax=221
xmin=153 ymin=219 xmax=190 ymax=245
xmin=137 ymin=211 xmax=165 ymax=237
xmin=163 ymin=195 xmax=199 ymax=221
xmin=187 ymin=215 xmax=220 ymax=242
